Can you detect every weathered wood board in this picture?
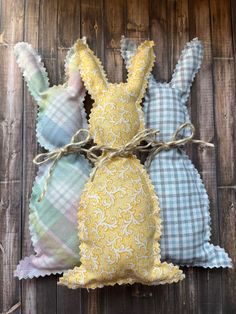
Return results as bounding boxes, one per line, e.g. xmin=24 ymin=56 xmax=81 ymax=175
xmin=0 ymin=0 xmax=235 ymax=313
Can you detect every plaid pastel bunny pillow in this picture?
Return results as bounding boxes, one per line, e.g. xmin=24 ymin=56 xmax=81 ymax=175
xmin=14 ymin=41 xmax=91 ymax=279
xmin=121 ymin=37 xmax=232 ymax=268
xmin=59 ymin=39 xmax=184 ymax=289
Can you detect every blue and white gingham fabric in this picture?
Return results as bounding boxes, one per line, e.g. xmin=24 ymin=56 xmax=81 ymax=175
xmin=121 ymin=37 xmax=232 ymax=267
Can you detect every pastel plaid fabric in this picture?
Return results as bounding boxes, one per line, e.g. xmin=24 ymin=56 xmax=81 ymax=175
xmin=37 ymin=85 xmax=87 ymax=151
xmin=121 ymin=37 xmax=232 ymax=267
xmin=14 ymin=41 xmax=92 ymax=278
xmin=16 ymin=155 xmax=90 ymax=278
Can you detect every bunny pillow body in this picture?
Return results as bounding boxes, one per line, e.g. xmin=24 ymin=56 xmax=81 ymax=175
xmin=121 ymin=37 xmax=232 ymax=268
xmin=59 ymin=39 xmax=185 ymax=289
xmin=14 ymin=41 xmax=92 ymax=279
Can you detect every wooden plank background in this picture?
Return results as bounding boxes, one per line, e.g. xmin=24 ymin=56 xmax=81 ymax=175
xmin=0 ymin=0 xmax=235 ymax=313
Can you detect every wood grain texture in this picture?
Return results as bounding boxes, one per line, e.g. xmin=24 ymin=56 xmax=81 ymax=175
xmin=20 ymin=1 xmax=40 ymax=313
xmin=149 ymin=0 xmax=168 ymax=81
xmin=56 ymin=1 xmax=82 ymax=312
xmin=0 ymin=1 xmax=24 ymax=313
xmin=37 ymin=1 xmax=59 ymax=314
xmin=80 ymin=1 xmax=104 ymax=312
xmin=0 ymin=0 xmax=235 ymax=313
xmin=210 ymin=1 xmax=236 ymax=314
xmin=188 ymin=1 xmax=223 ymax=313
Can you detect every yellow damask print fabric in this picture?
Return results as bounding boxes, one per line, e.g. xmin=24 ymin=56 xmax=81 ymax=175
xmin=59 ymin=40 xmax=185 ymax=289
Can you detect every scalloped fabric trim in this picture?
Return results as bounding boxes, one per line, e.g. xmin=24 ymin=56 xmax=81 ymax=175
xmin=126 ymin=40 xmax=155 ymax=108
xmin=170 ymin=37 xmax=204 ymax=104
xmin=120 ymin=37 xmax=232 ymax=268
xmin=178 ymin=153 xmax=232 ymax=268
xmin=35 ymin=85 xmax=87 ymax=151
xmin=14 ymin=42 xmax=50 ymax=102
xmin=75 ymin=39 xmax=155 ymax=148
xmin=59 ymin=156 xmax=184 ymax=289
xmin=14 ymin=40 xmax=91 ymax=279
xmin=59 ymin=39 xmax=184 ymax=288
xmin=14 ymin=256 xmax=65 ymax=280
xmin=15 ymin=154 xmax=91 ymax=279
xmin=65 ymin=37 xmax=87 ymax=81
xmin=14 ymin=165 xmax=68 ymax=279
xmin=120 ymin=36 xmax=203 ymax=102
xmin=75 ymin=39 xmax=109 ymax=102
xmin=15 ymin=41 xmax=88 ymax=151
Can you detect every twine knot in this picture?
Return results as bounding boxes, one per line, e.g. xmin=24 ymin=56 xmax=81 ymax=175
xmin=33 ymin=129 xmax=92 ymax=202
xmin=33 ymin=123 xmax=214 ymax=202
xmin=86 ymin=128 xmax=160 ymax=180
xmin=145 ymin=122 xmax=214 ymax=168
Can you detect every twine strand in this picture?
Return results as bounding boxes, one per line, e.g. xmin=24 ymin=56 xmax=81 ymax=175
xmin=33 ymin=129 xmax=92 ymax=202
xmin=86 ymin=128 xmax=160 ymax=180
xmin=33 ymin=123 xmax=214 ymax=202
xmin=145 ymin=122 xmax=214 ymax=168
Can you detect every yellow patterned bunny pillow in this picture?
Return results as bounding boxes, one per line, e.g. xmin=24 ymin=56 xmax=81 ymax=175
xmin=59 ymin=40 xmax=185 ymax=289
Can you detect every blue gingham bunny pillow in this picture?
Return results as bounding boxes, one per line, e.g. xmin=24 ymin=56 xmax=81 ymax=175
xmin=121 ymin=37 xmax=232 ymax=267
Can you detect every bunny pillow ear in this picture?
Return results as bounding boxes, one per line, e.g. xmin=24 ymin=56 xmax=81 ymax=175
xmin=73 ymin=39 xmax=109 ymax=102
xmin=126 ymin=40 xmax=155 ymax=105
xmin=14 ymin=42 xmax=49 ymax=102
xmin=170 ymin=38 xmax=203 ymax=103
xmin=64 ymin=37 xmax=86 ymax=97
xmin=120 ymin=36 xmax=137 ymax=67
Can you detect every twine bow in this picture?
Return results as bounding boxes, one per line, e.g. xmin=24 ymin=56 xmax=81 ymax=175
xmin=86 ymin=128 xmax=160 ymax=181
xmin=33 ymin=129 xmax=92 ymax=202
xmin=145 ymin=122 xmax=214 ymax=169
xmin=33 ymin=122 xmax=214 ymax=202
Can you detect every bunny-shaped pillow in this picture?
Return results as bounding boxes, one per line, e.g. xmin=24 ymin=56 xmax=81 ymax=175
xmin=14 ymin=41 xmax=91 ymax=279
xmin=121 ymin=37 xmax=232 ymax=268
xmin=59 ymin=40 xmax=184 ymax=289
